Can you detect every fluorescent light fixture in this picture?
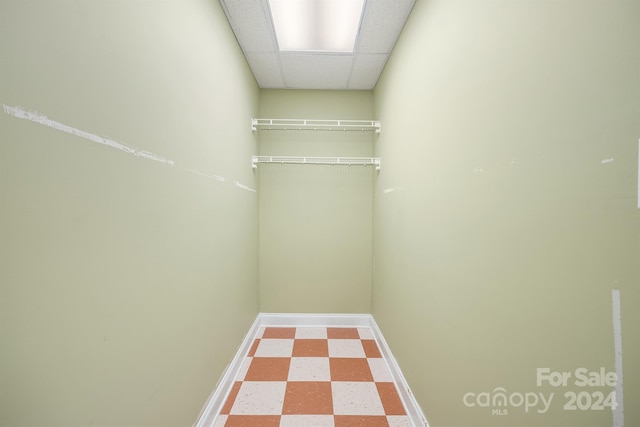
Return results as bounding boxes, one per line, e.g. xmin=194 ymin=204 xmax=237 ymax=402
xmin=268 ymin=0 xmax=365 ymax=52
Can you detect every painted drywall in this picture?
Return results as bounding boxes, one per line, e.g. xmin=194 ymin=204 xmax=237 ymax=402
xmin=0 ymin=1 xmax=259 ymax=426
xmin=372 ymin=1 xmax=640 ymax=426
xmin=258 ymin=90 xmax=374 ymax=313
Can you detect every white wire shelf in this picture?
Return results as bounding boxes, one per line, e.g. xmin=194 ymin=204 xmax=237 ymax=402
xmin=252 ymin=156 xmax=381 ymax=171
xmin=251 ymin=118 xmax=381 ymax=133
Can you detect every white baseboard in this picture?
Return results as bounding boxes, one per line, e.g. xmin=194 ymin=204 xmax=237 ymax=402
xmin=368 ymin=316 xmax=430 ymax=427
xmin=258 ymin=312 xmax=373 ymax=327
xmin=194 ymin=313 xmax=429 ymax=427
xmin=193 ymin=315 xmax=262 ymax=427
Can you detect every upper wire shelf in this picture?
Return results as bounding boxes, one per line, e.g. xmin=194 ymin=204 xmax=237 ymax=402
xmin=252 ymin=156 xmax=381 ymax=171
xmin=252 ymin=118 xmax=381 ymax=134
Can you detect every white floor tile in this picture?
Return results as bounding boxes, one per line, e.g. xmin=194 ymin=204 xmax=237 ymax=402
xmin=287 ymin=357 xmax=331 ymax=381
xmin=229 ymin=381 xmax=286 ymax=415
xmin=357 ymin=327 xmax=374 ymax=339
xmin=236 ymin=357 xmax=252 ymax=381
xmin=367 ymin=358 xmax=394 ymax=382
xmin=294 ymin=327 xmax=328 ymax=339
xmin=331 ymin=382 xmax=385 ymax=415
xmin=254 ymin=338 xmax=294 ymax=357
xmin=280 ymin=415 xmax=335 ymax=426
xmin=387 ymin=415 xmax=413 ymax=426
xmin=328 ymin=339 xmax=366 ymax=358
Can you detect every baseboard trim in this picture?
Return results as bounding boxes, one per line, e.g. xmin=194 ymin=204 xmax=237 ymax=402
xmin=194 ymin=313 xmax=429 ymax=427
xmin=258 ymin=312 xmax=373 ymax=327
xmin=193 ymin=315 xmax=262 ymax=427
xmin=369 ymin=316 xmax=430 ymax=427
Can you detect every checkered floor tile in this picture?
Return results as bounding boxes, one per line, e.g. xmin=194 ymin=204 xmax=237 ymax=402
xmin=213 ymin=327 xmax=411 ymax=427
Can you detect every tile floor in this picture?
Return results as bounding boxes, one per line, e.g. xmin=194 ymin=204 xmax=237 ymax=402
xmin=213 ymin=326 xmax=412 ymax=427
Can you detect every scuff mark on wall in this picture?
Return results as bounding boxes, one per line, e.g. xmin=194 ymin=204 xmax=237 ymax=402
xmin=235 ymin=181 xmax=256 ymax=193
xmin=183 ymin=167 xmax=227 ymax=183
xmin=3 ymin=104 xmax=175 ymax=165
xmin=3 ymin=103 xmax=257 ymax=194
xmin=382 ymin=187 xmax=404 ymax=195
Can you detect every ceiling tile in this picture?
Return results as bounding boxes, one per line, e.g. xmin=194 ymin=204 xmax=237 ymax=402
xmin=348 ymin=54 xmax=389 ymax=89
xmin=221 ymin=0 xmax=277 ymax=52
xmin=280 ymin=54 xmax=354 ymax=90
xmin=356 ymin=0 xmax=416 ymax=54
xmin=246 ymin=53 xmax=284 ymax=88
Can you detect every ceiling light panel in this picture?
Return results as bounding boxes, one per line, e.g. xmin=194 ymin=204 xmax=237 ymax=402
xmin=268 ymin=0 xmax=365 ymax=52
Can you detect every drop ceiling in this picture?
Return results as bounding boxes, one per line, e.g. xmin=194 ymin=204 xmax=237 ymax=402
xmin=219 ymin=0 xmax=416 ymax=90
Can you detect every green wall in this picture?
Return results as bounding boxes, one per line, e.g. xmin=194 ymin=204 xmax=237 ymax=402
xmin=0 ymin=1 xmax=259 ymax=426
xmin=373 ymin=1 xmax=640 ymax=426
xmin=258 ymin=90 xmax=374 ymax=313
